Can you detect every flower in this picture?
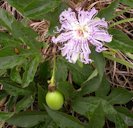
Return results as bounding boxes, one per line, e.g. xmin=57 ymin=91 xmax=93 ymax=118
xmin=52 ymin=7 xmax=112 ymax=64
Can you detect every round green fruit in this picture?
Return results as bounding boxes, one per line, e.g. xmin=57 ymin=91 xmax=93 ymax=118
xmin=45 ymin=90 xmax=64 ymax=110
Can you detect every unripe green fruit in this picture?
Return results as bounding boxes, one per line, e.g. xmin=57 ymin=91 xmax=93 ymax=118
xmin=46 ymin=90 xmax=64 ymax=110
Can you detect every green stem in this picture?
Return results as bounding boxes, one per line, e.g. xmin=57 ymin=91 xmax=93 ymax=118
xmin=50 ymin=54 xmax=56 ymax=86
xmin=109 ymin=18 xmax=133 ymax=28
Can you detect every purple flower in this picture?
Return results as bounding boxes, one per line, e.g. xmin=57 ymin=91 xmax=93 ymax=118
xmin=52 ymin=8 xmax=112 ymax=64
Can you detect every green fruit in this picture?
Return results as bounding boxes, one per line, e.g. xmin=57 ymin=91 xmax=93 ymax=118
xmin=46 ymin=90 xmax=64 ymax=110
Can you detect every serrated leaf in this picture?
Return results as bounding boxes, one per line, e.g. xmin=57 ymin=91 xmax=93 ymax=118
xmin=107 ymin=88 xmax=133 ymax=104
xmin=64 ymin=59 xmax=93 ymax=85
xmin=0 ymin=33 xmax=22 ymax=47
xmin=7 ymin=111 xmax=48 ymax=127
xmin=22 ymin=56 xmax=40 ymax=87
xmin=55 ymin=58 xmax=68 ymax=82
xmin=91 ymin=49 xmax=105 ymax=81
xmin=0 ymin=56 xmax=26 ymax=70
xmin=0 ymin=112 xmax=14 ymax=121
xmin=115 ymin=106 xmax=133 ymax=126
xmin=0 ymin=79 xmax=32 ymax=96
xmin=95 ymin=76 xmax=110 ymax=98
xmin=97 ymin=0 xmax=120 ymax=20
xmin=38 ymin=85 xmax=47 ymax=110
xmin=16 ymin=95 xmax=34 ymax=112
xmin=80 ymin=75 xmax=101 ymax=95
xmin=0 ymin=8 xmax=14 ymax=31
xmin=72 ymin=97 xmax=101 ymax=116
xmin=89 ymin=103 xmax=105 ymax=128
xmin=7 ymin=0 xmax=61 ymax=19
xmin=45 ymin=105 xmax=84 ymax=128
xmin=10 ymin=67 xmax=22 ymax=84
xmin=57 ymin=81 xmax=75 ymax=100
xmin=120 ymin=0 xmax=133 ymax=8
xmin=108 ymin=29 xmax=133 ymax=53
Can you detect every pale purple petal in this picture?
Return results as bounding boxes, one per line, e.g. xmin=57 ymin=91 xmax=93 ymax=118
xmin=52 ymin=7 xmax=112 ymax=64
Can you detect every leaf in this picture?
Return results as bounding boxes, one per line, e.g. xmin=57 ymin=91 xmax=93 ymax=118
xmin=7 ymin=111 xmax=48 ymax=127
xmin=55 ymin=57 xmax=68 ymax=82
xmin=120 ymin=0 xmax=133 ymax=8
xmin=45 ymin=105 xmax=84 ymax=128
xmin=115 ymin=114 xmax=128 ymax=128
xmin=44 ymin=3 xmax=67 ymax=35
xmin=10 ymin=67 xmax=22 ymax=84
xmin=64 ymin=59 xmax=93 ymax=85
xmin=103 ymin=52 xmax=133 ymax=68
xmin=95 ymin=76 xmax=110 ymax=98
xmin=0 ymin=32 xmax=22 ymax=47
xmin=107 ymin=87 xmax=133 ymax=104
xmin=11 ymin=21 xmax=41 ymax=50
xmin=22 ymin=56 xmax=40 ymax=87
xmin=38 ymin=85 xmax=47 ymax=110
xmin=57 ymin=81 xmax=75 ymax=100
xmin=72 ymin=97 xmax=101 ymax=116
xmin=108 ymin=29 xmax=133 ymax=53
xmin=0 ymin=8 xmax=14 ymax=31
xmin=6 ymin=96 xmax=17 ymax=111
xmin=0 ymin=90 xmax=7 ymax=100
xmin=80 ymin=75 xmax=101 ymax=95
xmin=91 ymin=49 xmax=105 ymax=81
xmin=0 ymin=55 xmax=26 ymax=70
xmin=0 ymin=112 xmax=14 ymax=121
xmin=97 ymin=0 xmax=120 ymax=20
xmin=16 ymin=95 xmax=34 ymax=112
xmin=7 ymin=0 xmax=62 ymax=19
xmin=115 ymin=106 xmax=133 ymax=126
xmin=89 ymin=103 xmax=105 ymax=128
xmin=0 ymin=79 xmax=32 ymax=96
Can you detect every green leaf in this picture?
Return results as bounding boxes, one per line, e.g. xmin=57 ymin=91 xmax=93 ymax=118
xmin=0 ymin=112 xmax=14 ymax=121
xmin=22 ymin=56 xmax=40 ymax=87
xmin=6 ymin=96 xmax=17 ymax=111
xmin=120 ymin=0 xmax=133 ymax=8
xmin=16 ymin=95 xmax=34 ymax=112
xmin=10 ymin=67 xmax=22 ymax=84
xmin=72 ymin=97 xmax=101 ymax=116
xmin=0 ymin=79 xmax=32 ymax=96
xmin=95 ymin=76 xmax=110 ymax=98
xmin=7 ymin=111 xmax=48 ymax=127
xmin=97 ymin=0 xmax=120 ymax=20
xmin=107 ymin=87 xmax=133 ymax=104
xmin=103 ymin=52 xmax=133 ymax=68
xmin=89 ymin=103 xmax=105 ymax=128
xmin=55 ymin=57 xmax=68 ymax=82
xmin=91 ymin=49 xmax=105 ymax=81
xmin=108 ymin=29 xmax=133 ymax=53
xmin=115 ymin=114 xmax=128 ymax=128
xmin=57 ymin=81 xmax=75 ymax=100
xmin=0 ymin=90 xmax=7 ymax=100
xmin=0 ymin=8 xmax=14 ymax=31
xmin=115 ymin=106 xmax=133 ymax=126
xmin=38 ymin=85 xmax=47 ymax=110
xmin=44 ymin=3 xmax=67 ymax=35
xmin=11 ymin=21 xmax=41 ymax=50
xmin=64 ymin=59 xmax=93 ymax=85
xmin=7 ymin=0 xmax=61 ymax=19
xmin=0 ymin=32 xmax=22 ymax=47
xmin=80 ymin=75 xmax=101 ymax=95
xmin=45 ymin=105 xmax=84 ymax=128
xmin=0 ymin=55 xmax=26 ymax=70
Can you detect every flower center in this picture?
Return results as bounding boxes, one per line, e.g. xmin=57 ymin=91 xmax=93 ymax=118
xmin=77 ymin=29 xmax=84 ymax=37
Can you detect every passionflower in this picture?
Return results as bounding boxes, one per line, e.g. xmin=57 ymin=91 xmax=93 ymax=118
xmin=52 ymin=8 xmax=112 ymax=64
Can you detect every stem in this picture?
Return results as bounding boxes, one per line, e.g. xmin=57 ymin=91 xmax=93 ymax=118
xmin=109 ymin=18 xmax=133 ymax=28
xmin=49 ymin=53 xmax=56 ymax=87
